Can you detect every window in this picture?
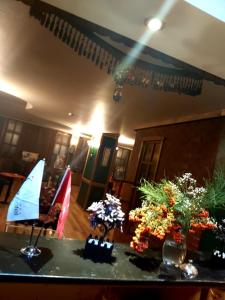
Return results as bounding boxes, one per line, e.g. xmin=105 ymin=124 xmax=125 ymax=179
xmin=131 ymin=138 xmax=163 ymax=210
xmin=113 ymin=147 xmax=131 ymax=180
xmin=185 ymin=0 xmax=225 ymax=23
xmin=70 ymin=136 xmax=89 ymax=173
xmin=53 ymin=132 xmax=71 ymax=169
xmin=135 ymin=139 xmax=163 ymax=183
xmin=1 ymin=120 xmax=23 ymax=157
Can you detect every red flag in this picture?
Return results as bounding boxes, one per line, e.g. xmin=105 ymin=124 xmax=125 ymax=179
xmin=53 ymin=168 xmax=72 ymax=239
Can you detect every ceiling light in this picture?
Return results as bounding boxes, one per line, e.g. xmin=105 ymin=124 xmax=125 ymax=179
xmin=146 ymin=18 xmax=163 ymax=32
xmin=68 ymin=112 xmax=74 ymax=116
xmin=118 ymin=135 xmax=135 ymax=146
xmin=25 ymin=102 xmax=33 ymax=110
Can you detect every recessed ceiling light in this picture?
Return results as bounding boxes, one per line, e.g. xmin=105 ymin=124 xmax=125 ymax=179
xmin=68 ymin=112 xmax=74 ymax=117
xmin=146 ymin=18 xmax=163 ymax=32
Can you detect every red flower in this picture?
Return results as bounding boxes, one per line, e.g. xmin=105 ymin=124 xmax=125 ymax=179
xmin=198 ymin=210 xmax=209 ymax=218
xmin=169 ymin=197 xmax=175 ymax=206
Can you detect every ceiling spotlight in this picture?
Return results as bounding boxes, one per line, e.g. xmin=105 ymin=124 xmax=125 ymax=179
xmin=68 ymin=112 xmax=74 ymax=117
xmin=145 ymin=18 xmax=163 ymax=32
xmin=25 ymin=102 xmax=33 ymax=110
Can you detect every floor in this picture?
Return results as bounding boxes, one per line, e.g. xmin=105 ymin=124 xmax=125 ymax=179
xmin=0 ymin=180 xmax=131 ymax=243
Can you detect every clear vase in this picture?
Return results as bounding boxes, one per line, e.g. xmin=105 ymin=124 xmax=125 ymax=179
xmin=162 ymin=234 xmax=187 ymax=266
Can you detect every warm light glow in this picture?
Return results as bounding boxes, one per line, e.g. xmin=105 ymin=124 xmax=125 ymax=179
xmin=71 ymin=103 xmax=105 ymax=148
xmin=146 ymin=18 xmax=163 ymax=31
xmin=83 ymin=104 xmax=105 ymax=148
xmin=86 ymin=103 xmax=105 ymax=136
xmin=87 ymin=136 xmax=101 ymax=148
xmin=71 ymin=103 xmax=105 ymax=147
xmin=0 ymin=79 xmax=34 ymax=110
xmin=118 ymin=135 xmax=135 ymax=146
xmin=0 ymin=79 xmax=23 ymax=98
xmin=70 ymin=135 xmax=79 ymax=146
xmin=71 ymin=123 xmax=82 ymax=145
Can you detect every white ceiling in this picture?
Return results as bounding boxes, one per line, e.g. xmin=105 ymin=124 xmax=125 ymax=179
xmin=0 ymin=0 xmax=225 ymax=145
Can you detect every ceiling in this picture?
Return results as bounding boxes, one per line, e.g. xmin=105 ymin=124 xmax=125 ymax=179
xmin=45 ymin=0 xmax=225 ymax=79
xmin=0 ymin=0 xmax=225 ymax=145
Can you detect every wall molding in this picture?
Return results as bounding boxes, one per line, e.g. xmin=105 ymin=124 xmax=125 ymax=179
xmin=135 ymin=109 xmax=225 ymax=131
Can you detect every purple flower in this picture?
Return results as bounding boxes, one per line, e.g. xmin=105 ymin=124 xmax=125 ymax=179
xmin=87 ymin=194 xmax=125 ymax=235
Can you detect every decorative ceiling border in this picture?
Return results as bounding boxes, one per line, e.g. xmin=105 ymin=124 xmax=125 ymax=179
xmin=17 ymin=0 xmax=225 ymax=101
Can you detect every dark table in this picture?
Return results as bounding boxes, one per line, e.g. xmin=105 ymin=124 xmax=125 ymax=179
xmin=0 ymin=232 xmax=223 ymax=300
xmin=0 ymin=172 xmax=25 ymax=203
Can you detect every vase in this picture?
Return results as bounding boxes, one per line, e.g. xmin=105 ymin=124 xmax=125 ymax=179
xmin=162 ymin=234 xmax=187 ymax=266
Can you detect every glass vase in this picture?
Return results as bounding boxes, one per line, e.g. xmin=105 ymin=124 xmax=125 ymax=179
xmin=162 ymin=234 xmax=187 ymax=266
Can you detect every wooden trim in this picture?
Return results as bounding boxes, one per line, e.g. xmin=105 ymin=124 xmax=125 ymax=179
xmin=0 ymin=118 xmax=7 ymax=145
xmin=91 ymin=146 xmax=98 ymax=181
xmin=117 ymin=143 xmax=133 ymax=150
xmin=102 ymin=133 xmax=120 ymax=139
xmin=82 ymin=177 xmax=91 ymax=185
xmin=140 ymin=136 xmax=165 ymax=142
xmin=0 ymin=113 xmax=71 ymax=133
xmin=82 ymin=146 xmax=91 ymax=178
xmin=135 ymin=110 xmax=225 ymax=131
xmin=153 ymin=139 xmax=164 ymax=181
xmin=136 ymin=137 xmax=164 ymax=167
xmin=135 ymin=137 xmax=165 ymax=183
xmin=104 ymin=134 xmax=119 ymax=195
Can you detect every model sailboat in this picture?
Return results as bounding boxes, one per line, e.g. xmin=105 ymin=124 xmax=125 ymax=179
xmin=6 ymin=159 xmax=72 ymax=258
xmin=7 ymin=159 xmax=45 ymax=222
xmin=6 ymin=159 xmax=45 ymax=257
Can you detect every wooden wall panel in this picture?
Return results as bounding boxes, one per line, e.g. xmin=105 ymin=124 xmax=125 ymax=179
xmin=35 ymin=127 xmax=57 ymax=163
xmin=0 ymin=116 xmax=6 ymax=144
xmin=18 ymin=123 xmax=40 ymax=154
xmin=0 ymin=116 xmax=70 ymax=176
xmin=126 ymin=117 xmax=224 ymax=185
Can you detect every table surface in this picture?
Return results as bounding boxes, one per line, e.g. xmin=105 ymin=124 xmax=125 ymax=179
xmin=0 ymin=172 xmax=25 ymax=180
xmin=0 ymin=232 xmax=224 ymax=286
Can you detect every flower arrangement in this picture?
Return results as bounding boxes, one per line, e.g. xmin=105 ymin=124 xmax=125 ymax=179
xmin=214 ymin=219 xmax=225 ymax=245
xmin=87 ymin=193 xmax=125 ymax=239
xmin=129 ymin=173 xmax=216 ymax=253
xmin=212 ymin=219 xmax=225 ymax=266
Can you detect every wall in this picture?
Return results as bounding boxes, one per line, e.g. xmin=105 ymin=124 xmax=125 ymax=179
xmin=126 ymin=117 xmax=224 ymax=185
xmin=215 ymin=120 xmax=225 ymax=169
xmin=0 ymin=116 xmax=71 ymax=176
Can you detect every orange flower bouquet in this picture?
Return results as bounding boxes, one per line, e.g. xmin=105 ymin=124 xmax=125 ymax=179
xmin=129 ymin=173 xmax=216 ymax=253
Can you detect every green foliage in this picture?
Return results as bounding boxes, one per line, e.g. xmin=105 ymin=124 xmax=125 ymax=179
xmin=137 ymin=174 xmax=213 ymax=233
xmin=203 ymin=167 xmax=225 ymax=211
xmin=138 ymin=179 xmax=168 ymax=206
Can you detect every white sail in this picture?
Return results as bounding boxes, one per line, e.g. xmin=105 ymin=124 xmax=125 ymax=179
xmin=7 ymin=159 xmax=45 ymax=221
